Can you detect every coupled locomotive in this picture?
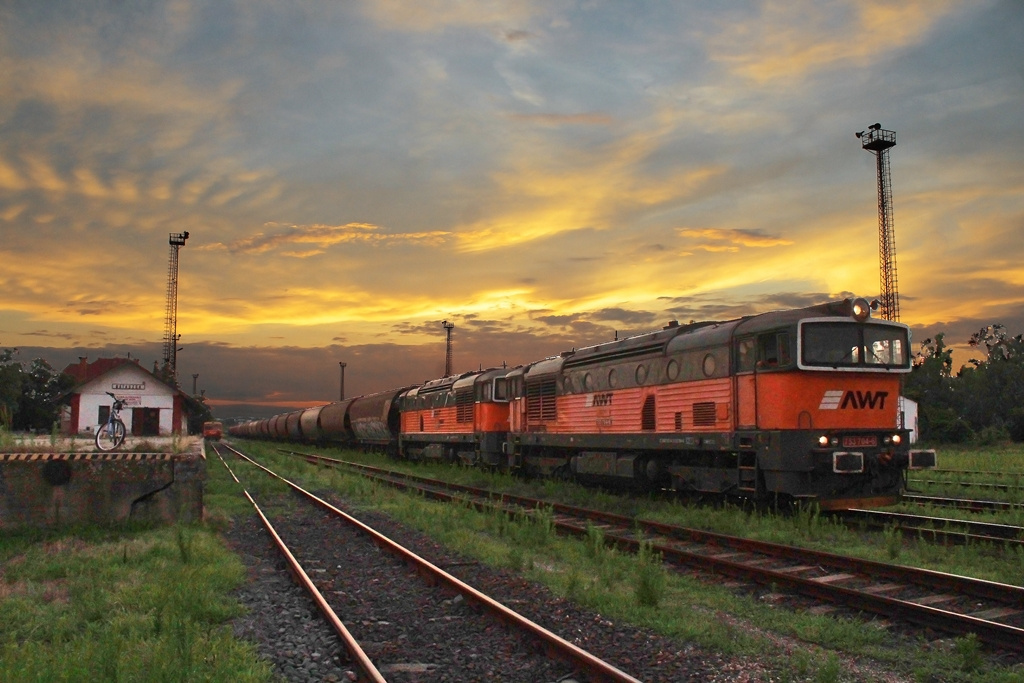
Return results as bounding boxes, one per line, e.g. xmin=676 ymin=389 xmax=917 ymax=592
xmin=230 ymin=297 xmax=936 ymax=508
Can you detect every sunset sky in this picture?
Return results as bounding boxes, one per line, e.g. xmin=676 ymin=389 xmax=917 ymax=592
xmin=2 ymin=1 xmax=1022 ymax=417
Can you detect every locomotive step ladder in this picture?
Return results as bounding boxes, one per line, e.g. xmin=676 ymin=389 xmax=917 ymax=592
xmin=737 ymin=451 xmax=757 ymax=492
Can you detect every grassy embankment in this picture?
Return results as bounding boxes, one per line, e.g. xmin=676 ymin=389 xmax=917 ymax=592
xmin=0 ymin=430 xmax=274 ymax=682
xmin=901 ymin=443 xmax=1024 ymax=526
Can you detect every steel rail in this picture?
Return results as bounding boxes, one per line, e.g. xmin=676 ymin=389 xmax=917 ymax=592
xmin=224 ymin=443 xmax=643 ymax=683
xmin=836 ymin=508 xmax=1024 ymax=547
xmin=210 ymin=445 xmax=386 ymax=683
xmin=902 ymin=494 xmax=1022 ymax=512
xmin=278 ymin=449 xmax=1024 ymax=652
xmin=909 ymin=478 xmax=1024 ymax=492
xmin=927 ymin=469 xmax=1024 ymax=478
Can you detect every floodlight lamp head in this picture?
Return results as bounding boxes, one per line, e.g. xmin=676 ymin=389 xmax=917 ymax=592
xmin=870 ymin=123 xmax=881 ymax=130
xmin=855 ymin=131 xmax=864 ymax=138
xmin=851 ymin=297 xmax=872 ymax=322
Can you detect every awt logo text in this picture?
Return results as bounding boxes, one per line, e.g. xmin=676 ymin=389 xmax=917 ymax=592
xmin=819 ymin=390 xmax=889 ymax=410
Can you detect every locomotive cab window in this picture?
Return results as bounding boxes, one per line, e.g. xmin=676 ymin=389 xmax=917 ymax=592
xmin=800 ymin=320 xmax=911 ymax=371
xmin=492 ymin=377 xmax=509 ymax=402
xmin=864 ymin=327 xmax=906 ymax=366
xmin=735 ymin=338 xmax=756 ymax=372
xmin=736 ymin=333 xmax=791 ymax=372
xmin=757 ymin=332 xmax=791 ymax=369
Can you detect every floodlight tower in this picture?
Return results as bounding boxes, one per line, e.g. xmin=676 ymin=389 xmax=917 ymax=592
xmin=162 ymin=231 xmax=189 ymax=381
xmin=855 ymin=123 xmax=899 ymax=321
xmin=442 ymin=320 xmax=455 ymax=376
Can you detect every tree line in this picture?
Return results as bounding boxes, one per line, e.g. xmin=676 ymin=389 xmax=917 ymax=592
xmin=903 ymin=325 xmax=1024 ymax=443
xmin=0 ymin=348 xmax=75 ymax=432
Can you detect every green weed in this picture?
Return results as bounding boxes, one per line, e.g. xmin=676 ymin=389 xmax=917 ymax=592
xmin=883 ymin=523 xmax=902 ymax=560
xmin=633 ymin=539 xmax=666 ymax=608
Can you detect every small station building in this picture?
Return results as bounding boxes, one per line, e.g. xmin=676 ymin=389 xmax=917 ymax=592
xmin=60 ymin=357 xmax=194 ymax=437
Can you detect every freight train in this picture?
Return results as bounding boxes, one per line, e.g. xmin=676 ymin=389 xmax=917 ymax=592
xmin=230 ymin=297 xmax=936 ymax=509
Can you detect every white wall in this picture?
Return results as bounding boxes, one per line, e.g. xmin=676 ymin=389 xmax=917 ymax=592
xmin=898 ymin=396 xmax=919 ymax=444
xmin=76 ymin=364 xmax=177 ymax=435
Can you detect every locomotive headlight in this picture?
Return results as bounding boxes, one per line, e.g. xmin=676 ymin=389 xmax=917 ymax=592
xmin=818 ymin=435 xmax=829 ymax=447
xmin=851 ymin=297 xmax=871 ymax=322
xmin=892 ymin=434 xmax=902 ymax=445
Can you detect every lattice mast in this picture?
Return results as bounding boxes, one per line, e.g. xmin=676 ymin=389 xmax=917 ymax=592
xmin=856 ymin=123 xmax=899 ymax=321
xmin=442 ymin=320 xmax=455 ymax=376
xmin=162 ymin=231 xmax=189 ymax=381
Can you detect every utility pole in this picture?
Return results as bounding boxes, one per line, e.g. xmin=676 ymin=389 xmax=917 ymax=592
xmin=856 ymin=124 xmax=899 ymax=321
xmin=338 ymin=362 xmax=347 ymax=401
xmin=442 ymin=320 xmax=455 ymax=376
xmin=162 ymin=231 xmax=189 ymax=381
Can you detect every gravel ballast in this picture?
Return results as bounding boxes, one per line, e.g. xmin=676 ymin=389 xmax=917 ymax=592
xmin=223 ymin=490 xmax=771 ymax=682
xmin=224 ymin=488 xmax=919 ymax=682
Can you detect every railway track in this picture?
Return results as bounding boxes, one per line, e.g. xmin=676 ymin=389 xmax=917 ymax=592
xmin=275 ymin=448 xmax=1024 ymax=654
xmin=902 ymin=493 xmax=1024 ymax=513
xmin=833 ymin=508 xmax=1024 ymax=548
xmin=213 ymin=443 xmax=645 ymax=682
xmin=924 ymin=469 xmax=1024 ymax=479
xmin=908 ymin=477 xmax=1024 ymax=493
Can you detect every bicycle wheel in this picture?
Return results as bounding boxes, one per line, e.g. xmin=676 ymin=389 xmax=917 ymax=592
xmin=95 ymin=420 xmax=127 ymax=451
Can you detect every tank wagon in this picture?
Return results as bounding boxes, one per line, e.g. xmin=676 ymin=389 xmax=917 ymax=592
xmin=229 ymin=298 xmax=936 ymax=508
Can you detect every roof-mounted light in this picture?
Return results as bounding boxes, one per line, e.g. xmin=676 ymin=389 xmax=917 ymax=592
xmin=851 ymin=297 xmax=871 ymax=322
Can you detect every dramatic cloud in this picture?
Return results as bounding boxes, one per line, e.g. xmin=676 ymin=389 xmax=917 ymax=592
xmin=1 ymin=1 xmax=1021 ymax=412
xmin=202 ymin=222 xmax=452 ymax=255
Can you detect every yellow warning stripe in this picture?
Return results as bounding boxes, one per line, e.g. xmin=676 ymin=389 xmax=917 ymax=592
xmin=0 ymin=452 xmax=176 ymax=462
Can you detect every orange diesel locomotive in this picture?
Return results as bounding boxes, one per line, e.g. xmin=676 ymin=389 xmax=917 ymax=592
xmin=230 ymin=298 xmax=935 ymax=508
xmin=504 ymin=298 xmax=934 ymax=507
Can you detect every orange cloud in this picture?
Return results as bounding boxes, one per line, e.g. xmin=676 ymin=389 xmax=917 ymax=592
xmin=708 ymin=0 xmax=963 ymax=85
xmin=202 ymin=222 xmax=452 ymax=255
xmin=677 ymin=227 xmax=794 ymax=248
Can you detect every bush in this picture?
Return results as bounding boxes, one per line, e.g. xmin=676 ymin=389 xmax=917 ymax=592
xmin=975 ymin=423 xmax=1011 ymax=446
xmin=1007 ymin=408 xmax=1024 ymax=443
xmin=921 ymin=407 xmax=974 ymax=443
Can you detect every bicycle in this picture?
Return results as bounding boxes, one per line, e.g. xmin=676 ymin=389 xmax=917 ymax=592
xmin=95 ymin=391 xmax=127 ymax=451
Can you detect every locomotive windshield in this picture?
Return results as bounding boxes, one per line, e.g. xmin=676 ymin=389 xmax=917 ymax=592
xmin=799 ymin=320 xmax=910 ymax=371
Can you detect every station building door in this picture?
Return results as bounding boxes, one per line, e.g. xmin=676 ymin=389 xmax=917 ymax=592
xmin=132 ymin=408 xmax=161 ymax=436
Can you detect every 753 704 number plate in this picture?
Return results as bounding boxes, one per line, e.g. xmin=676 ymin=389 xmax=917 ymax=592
xmin=843 ymin=436 xmax=877 ymax=448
